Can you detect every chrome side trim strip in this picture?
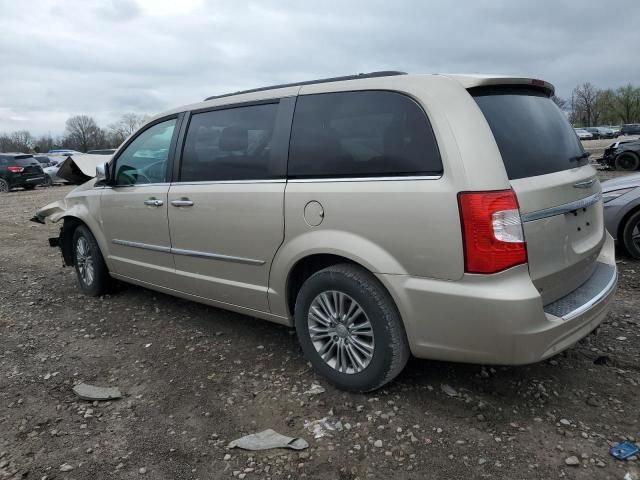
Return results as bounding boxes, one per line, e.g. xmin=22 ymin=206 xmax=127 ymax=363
xmin=105 ymin=183 xmax=171 ymax=189
xmin=521 ymin=192 xmax=602 ymax=223
xmin=111 ymin=239 xmax=265 ymax=266
xmin=563 ymin=267 xmax=617 ymax=321
xmin=171 ymin=247 xmax=265 ymax=265
xmin=288 ymin=175 xmax=442 ymax=183
xmin=112 ymin=239 xmax=171 ymax=253
xmin=171 ymin=179 xmax=286 ymax=185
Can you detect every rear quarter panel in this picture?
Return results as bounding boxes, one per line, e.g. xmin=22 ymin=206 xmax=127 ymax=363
xmin=268 ymin=75 xmax=515 ymax=317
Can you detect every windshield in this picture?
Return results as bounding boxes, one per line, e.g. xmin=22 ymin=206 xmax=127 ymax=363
xmin=472 ymin=86 xmax=586 ymax=180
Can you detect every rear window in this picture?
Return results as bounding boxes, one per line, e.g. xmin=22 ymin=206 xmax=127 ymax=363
xmin=288 ymin=91 xmax=442 ymax=178
xmin=13 ymin=156 xmax=38 ymax=167
xmin=472 ymin=87 xmax=586 ymax=180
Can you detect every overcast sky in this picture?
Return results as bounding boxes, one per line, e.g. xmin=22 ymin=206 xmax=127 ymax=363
xmin=1 ymin=0 xmax=638 ymax=136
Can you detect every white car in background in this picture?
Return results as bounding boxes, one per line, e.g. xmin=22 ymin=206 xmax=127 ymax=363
xmin=43 ymin=159 xmax=70 ymax=185
xmin=575 ymin=128 xmax=593 ymax=140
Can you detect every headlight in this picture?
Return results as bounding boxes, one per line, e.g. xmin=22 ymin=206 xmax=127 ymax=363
xmin=602 ymin=187 xmax=635 ymax=203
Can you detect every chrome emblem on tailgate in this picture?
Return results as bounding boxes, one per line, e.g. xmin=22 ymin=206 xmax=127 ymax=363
xmin=573 ymin=178 xmax=595 ymax=189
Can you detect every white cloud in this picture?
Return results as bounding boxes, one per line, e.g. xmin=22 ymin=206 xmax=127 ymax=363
xmin=0 ymin=0 xmax=638 ymax=135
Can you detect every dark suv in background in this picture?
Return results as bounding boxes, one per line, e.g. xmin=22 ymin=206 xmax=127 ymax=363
xmin=621 ymin=124 xmax=640 ymax=136
xmin=0 ymin=153 xmax=46 ymax=192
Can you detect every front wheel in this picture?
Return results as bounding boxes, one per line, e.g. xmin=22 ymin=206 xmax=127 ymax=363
xmin=294 ymin=264 xmax=410 ymax=392
xmin=72 ymin=225 xmax=111 ymax=296
xmin=622 ymin=210 xmax=640 ymax=259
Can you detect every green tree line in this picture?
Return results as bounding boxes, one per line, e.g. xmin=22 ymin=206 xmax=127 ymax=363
xmin=555 ymin=83 xmax=640 ymax=127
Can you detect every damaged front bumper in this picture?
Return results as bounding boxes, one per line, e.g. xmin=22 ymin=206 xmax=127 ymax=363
xmin=31 ymin=200 xmax=74 ymax=265
xmin=30 ymin=200 xmax=67 ymax=225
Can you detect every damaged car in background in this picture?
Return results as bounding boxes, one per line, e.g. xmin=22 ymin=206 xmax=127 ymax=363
xmin=43 ymin=153 xmax=114 ymax=186
xmin=600 ymin=139 xmax=640 ymax=171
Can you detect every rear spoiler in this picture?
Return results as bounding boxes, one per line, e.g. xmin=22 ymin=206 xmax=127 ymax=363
xmin=441 ymin=74 xmax=555 ymax=96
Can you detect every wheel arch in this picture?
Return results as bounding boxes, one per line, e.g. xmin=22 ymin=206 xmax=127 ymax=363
xmin=59 ymin=215 xmax=108 ymax=267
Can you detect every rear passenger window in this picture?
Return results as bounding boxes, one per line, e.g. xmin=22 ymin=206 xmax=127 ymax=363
xmin=180 ymin=103 xmax=279 ymax=182
xmin=288 ymin=91 xmax=442 ymax=178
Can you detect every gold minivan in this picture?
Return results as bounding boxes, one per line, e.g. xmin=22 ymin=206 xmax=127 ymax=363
xmin=37 ymin=72 xmax=617 ymax=391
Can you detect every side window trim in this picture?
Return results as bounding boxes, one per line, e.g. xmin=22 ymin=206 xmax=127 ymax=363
xmin=173 ymin=98 xmax=295 ymax=183
xmin=108 ymin=113 xmax=183 ymax=187
xmin=286 ymin=89 xmax=443 ymax=180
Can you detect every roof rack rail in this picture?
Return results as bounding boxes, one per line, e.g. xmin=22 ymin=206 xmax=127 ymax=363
xmin=204 ymin=71 xmax=407 ymax=101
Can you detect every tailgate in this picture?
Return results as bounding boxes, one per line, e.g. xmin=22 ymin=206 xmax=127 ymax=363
xmin=472 ymin=86 xmax=605 ymax=304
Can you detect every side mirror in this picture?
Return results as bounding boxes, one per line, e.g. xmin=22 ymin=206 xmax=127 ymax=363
xmin=95 ymin=162 xmax=111 ymax=185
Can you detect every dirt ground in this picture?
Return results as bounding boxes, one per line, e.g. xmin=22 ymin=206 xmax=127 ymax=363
xmin=1 ymin=165 xmax=639 ymax=480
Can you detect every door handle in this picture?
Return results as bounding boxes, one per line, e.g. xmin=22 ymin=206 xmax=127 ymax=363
xmin=144 ymin=199 xmax=164 ymax=207
xmin=171 ymin=199 xmax=194 ymax=207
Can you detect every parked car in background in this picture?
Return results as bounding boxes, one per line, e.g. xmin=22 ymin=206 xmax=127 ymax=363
xmin=575 ymin=128 xmax=593 ymax=140
xmin=34 ymin=155 xmax=53 ymax=168
xmin=605 ymin=125 xmax=622 ymax=136
xmin=603 ymin=173 xmax=640 ymax=258
xmin=601 ymin=140 xmax=640 ymax=171
xmin=48 ymin=149 xmax=80 ymax=156
xmin=0 ymin=153 xmax=46 ymax=192
xmin=36 ymin=72 xmax=616 ymax=392
xmin=87 ymin=149 xmax=117 ymax=155
xmin=43 ymin=159 xmax=70 ymax=185
xmin=595 ymin=127 xmax=617 ymax=139
xmin=583 ymin=127 xmax=601 ymax=139
xmin=621 ymin=124 xmax=640 ymax=136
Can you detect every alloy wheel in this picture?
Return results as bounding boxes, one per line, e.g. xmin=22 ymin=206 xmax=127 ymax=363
xmin=307 ymin=291 xmax=375 ymax=374
xmin=76 ymin=236 xmax=95 ymax=286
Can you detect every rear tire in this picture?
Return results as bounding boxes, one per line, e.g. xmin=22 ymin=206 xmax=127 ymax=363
xmin=622 ymin=210 xmax=640 ymax=259
xmin=0 ymin=179 xmax=8 ymax=193
xmin=72 ymin=225 xmax=111 ymax=296
xmin=615 ymin=153 xmax=640 ymax=171
xmin=294 ymin=263 xmax=410 ymax=392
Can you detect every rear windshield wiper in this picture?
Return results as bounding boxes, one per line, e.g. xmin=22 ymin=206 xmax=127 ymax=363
xmin=569 ymin=152 xmax=590 ymax=163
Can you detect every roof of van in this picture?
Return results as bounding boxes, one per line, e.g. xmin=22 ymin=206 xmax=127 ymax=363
xmin=147 ymin=72 xmax=555 ymax=124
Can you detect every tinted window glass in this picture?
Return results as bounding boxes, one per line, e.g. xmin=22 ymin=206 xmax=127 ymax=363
xmin=14 ymin=156 xmax=39 ymax=167
xmin=288 ymin=91 xmax=442 ymax=178
xmin=114 ymin=119 xmax=176 ymax=185
xmin=472 ymin=87 xmax=585 ymax=180
xmin=180 ymin=103 xmax=279 ymax=182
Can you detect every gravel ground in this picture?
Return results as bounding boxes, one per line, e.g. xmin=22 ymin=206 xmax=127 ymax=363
xmin=1 ymin=173 xmax=639 ymax=480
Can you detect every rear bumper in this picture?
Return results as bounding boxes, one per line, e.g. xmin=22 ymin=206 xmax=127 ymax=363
xmin=9 ymin=175 xmax=46 ymax=187
xmin=377 ymin=232 xmax=617 ymax=365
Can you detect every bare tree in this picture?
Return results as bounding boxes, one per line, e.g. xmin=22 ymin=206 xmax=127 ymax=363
xmin=33 ymin=134 xmax=55 ymax=153
xmin=64 ymin=115 xmax=105 ymax=152
xmin=572 ymin=83 xmax=600 ymax=126
xmin=107 ymin=113 xmax=149 ymax=147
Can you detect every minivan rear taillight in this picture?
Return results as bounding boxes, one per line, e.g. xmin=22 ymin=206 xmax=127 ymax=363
xmin=458 ymin=190 xmax=527 ymax=274
xmin=7 ymin=166 xmax=24 ymax=173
